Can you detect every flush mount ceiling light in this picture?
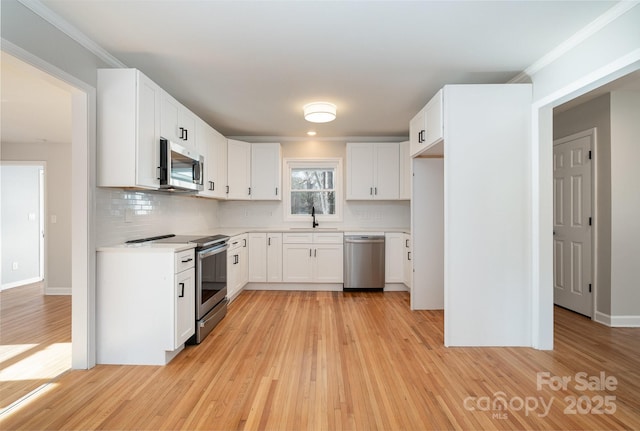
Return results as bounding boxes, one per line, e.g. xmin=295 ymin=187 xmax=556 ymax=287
xmin=303 ymin=102 xmax=336 ymax=123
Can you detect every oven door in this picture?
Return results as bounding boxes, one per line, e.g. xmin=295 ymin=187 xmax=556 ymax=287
xmin=196 ymin=243 xmax=228 ymax=320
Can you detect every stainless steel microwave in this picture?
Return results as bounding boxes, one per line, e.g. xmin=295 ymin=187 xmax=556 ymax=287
xmin=159 ymin=138 xmax=204 ymax=192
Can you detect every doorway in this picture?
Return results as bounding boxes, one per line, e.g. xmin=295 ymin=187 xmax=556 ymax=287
xmin=552 ymin=130 xmax=594 ymax=317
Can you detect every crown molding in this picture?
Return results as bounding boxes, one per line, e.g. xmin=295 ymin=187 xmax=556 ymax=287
xmin=17 ymin=0 xmax=127 ymax=68
xmin=228 ymin=136 xmax=409 ymax=143
xmin=510 ymin=1 xmax=639 ymax=83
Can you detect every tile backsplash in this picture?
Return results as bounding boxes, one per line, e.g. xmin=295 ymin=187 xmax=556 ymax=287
xmin=96 ymin=188 xmax=219 ymax=246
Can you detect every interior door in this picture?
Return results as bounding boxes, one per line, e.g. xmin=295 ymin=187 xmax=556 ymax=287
xmin=553 ymin=132 xmax=593 ymax=317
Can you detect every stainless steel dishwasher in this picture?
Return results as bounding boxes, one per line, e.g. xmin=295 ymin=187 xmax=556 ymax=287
xmin=344 ymin=235 xmax=385 ymax=290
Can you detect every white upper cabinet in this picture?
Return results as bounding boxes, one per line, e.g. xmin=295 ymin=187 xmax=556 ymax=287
xmin=227 ymin=139 xmax=252 ymax=200
xmin=197 ymin=119 xmax=227 ymax=199
xmin=160 ymin=91 xmax=198 ymax=151
xmin=346 ymin=142 xmax=400 ymax=200
xmin=97 ymin=68 xmax=161 ymax=189
xmin=399 ymin=141 xmax=411 ymax=200
xmin=410 ymin=89 xmax=443 ymax=157
xmin=251 ymin=143 xmax=281 ymax=200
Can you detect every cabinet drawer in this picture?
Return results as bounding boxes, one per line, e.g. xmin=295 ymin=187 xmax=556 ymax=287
xmin=283 ymin=232 xmax=313 ymax=244
xmin=313 ymin=232 xmax=344 ymax=244
xmin=228 ymin=234 xmax=247 ymax=251
xmin=175 ymin=249 xmax=195 ymax=273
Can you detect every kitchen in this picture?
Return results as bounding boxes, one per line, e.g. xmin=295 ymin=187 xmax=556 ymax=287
xmin=1 ymin=1 xmax=640 ymax=429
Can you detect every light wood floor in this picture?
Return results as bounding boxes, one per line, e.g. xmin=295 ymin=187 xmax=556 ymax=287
xmin=0 ymin=283 xmax=71 ymax=411
xmin=2 ymin=290 xmax=639 ymax=430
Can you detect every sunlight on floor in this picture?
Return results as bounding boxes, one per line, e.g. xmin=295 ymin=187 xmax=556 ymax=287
xmin=0 ymin=344 xmax=38 ymax=363
xmin=0 ymin=382 xmax=58 ymax=417
xmin=0 ymin=343 xmax=71 ymax=381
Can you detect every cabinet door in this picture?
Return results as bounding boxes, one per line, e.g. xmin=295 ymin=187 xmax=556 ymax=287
xmin=227 ymin=251 xmax=240 ymax=299
xmin=282 ymin=244 xmax=313 ymax=282
xmin=424 ymin=89 xmax=443 ymax=147
xmin=197 ymin=119 xmax=214 ymax=198
xmin=374 ymin=143 xmax=400 ymax=200
xmin=211 ymin=129 xmax=228 ymax=199
xmin=178 ymin=108 xmax=198 ymax=150
xmin=227 ymin=139 xmax=251 ymax=200
xmin=248 ymin=233 xmax=267 ymax=282
xmin=399 ymin=141 xmax=411 ymax=200
xmin=313 ymin=244 xmax=343 ymax=283
xmin=267 ymin=233 xmax=283 ymax=282
xmin=136 ymin=72 xmax=162 ymax=188
xmin=403 ymin=234 xmax=412 ymax=289
xmin=160 ymin=92 xmax=181 ymax=143
xmin=385 ymin=233 xmax=404 ymax=283
xmin=174 ymin=269 xmax=195 ymax=349
xmin=346 ymin=143 xmax=375 ymax=200
xmin=238 ymin=245 xmax=249 ymax=289
xmin=251 ymin=143 xmax=281 ymax=200
xmin=409 ymin=109 xmax=426 ymax=157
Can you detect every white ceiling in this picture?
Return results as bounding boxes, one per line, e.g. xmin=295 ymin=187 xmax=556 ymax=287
xmin=2 ymin=1 xmax=629 ymax=142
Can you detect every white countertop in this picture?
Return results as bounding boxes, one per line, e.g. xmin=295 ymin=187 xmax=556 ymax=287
xmin=97 ymin=242 xmax=196 ymax=253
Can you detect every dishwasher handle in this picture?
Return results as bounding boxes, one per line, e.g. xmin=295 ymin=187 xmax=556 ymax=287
xmin=345 ymin=237 xmax=385 ymax=244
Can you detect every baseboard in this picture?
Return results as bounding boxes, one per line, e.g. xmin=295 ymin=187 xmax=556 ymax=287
xmin=1 ymin=277 xmax=42 ymax=291
xmin=594 ymin=311 xmax=640 ymax=327
xmin=384 ymin=283 xmax=409 ymax=292
xmin=244 ymin=283 xmax=343 ymax=292
xmin=45 ymin=286 xmax=72 ymax=295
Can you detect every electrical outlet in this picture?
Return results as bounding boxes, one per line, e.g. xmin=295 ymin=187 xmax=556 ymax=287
xmin=51 ymin=214 xmax=57 ymax=224
xmin=12 ymin=262 xmax=19 ymax=270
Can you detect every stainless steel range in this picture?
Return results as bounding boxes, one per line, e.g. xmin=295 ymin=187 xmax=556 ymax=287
xmin=127 ymin=234 xmax=230 ymax=344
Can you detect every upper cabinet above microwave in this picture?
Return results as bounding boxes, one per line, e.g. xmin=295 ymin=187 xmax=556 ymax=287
xmin=97 ymin=68 xmax=162 ymax=189
xmin=161 ymin=92 xmax=198 ymax=152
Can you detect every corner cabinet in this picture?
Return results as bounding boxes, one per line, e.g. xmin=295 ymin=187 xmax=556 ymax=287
xmin=346 ymin=142 xmax=400 ymax=200
xmin=251 ymin=143 xmax=282 ymax=200
xmin=410 ymin=89 xmax=443 ymax=157
xmin=97 ymin=68 xmax=161 ymax=189
xmin=227 ymin=139 xmax=252 ymax=200
xmin=96 ymin=247 xmax=196 ymax=365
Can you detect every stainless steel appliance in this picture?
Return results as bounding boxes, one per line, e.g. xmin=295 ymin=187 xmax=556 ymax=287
xmin=126 ymin=233 xmax=229 ymax=343
xmin=344 ymin=235 xmax=385 ymax=290
xmin=159 ymin=138 xmax=204 ymax=192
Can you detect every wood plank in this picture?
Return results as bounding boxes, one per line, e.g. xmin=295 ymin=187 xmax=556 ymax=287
xmin=1 ymin=290 xmax=639 ymax=430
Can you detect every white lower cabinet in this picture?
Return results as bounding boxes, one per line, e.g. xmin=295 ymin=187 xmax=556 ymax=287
xmin=96 ymin=247 xmax=196 ymax=365
xmin=403 ymin=233 xmax=412 ymax=289
xmin=266 ymin=233 xmax=283 ymax=282
xmin=227 ymin=234 xmax=248 ymax=299
xmin=248 ymin=232 xmax=283 ymax=283
xmin=282 ymin=233 xmax=343 ymax=283
xmin=385 ymin=233 xmax=404 ymax=283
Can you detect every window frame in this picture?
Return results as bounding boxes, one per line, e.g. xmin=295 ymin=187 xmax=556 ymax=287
xmin=283 ymin=158 xmax=343 ymax=223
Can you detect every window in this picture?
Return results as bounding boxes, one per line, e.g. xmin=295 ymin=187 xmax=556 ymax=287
xmin=284 ymin=158 xmax=342 ymax=221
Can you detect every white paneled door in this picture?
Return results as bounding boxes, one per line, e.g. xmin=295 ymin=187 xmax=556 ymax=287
xmin=553 ymin=131 xmax=593 ymax=317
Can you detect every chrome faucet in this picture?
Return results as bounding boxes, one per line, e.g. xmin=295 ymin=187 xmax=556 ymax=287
xmin=311 ymin=206 xmax=319 ymax=228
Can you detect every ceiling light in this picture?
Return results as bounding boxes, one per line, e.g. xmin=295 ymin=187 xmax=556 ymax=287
xmin=307 ymin=131 xmax=317 ymax=136
xmin=303 ymin=102 xmax=336 ymax=123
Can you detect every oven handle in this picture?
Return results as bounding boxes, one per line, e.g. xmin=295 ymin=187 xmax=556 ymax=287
xmin=197 ymin=243 xmax=229 ymax=259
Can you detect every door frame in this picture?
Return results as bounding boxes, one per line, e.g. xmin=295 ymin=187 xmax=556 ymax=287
xmin=2 ymin=39 xmax=97 ymax=369
xmin=553 ymin=128 xmax=597 ymax=318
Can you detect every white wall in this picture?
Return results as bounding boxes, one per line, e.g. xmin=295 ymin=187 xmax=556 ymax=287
xmin=610 ymin=91 xmax=640 ymax=320
xmin=218 ymin=139 xmax=410 ymax=230
xmin=2 ymin=142 xmax=72 ymax=292
xmin=1 ymin=165 xmax=41 ymax=287
xmin=525 ymin=3 xmax=640 ymax=345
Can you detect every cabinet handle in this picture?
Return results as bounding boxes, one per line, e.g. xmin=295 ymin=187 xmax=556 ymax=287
xmin=374 ymin=187 xmax=377 ymax=195
xmin=268 ymin=237 xmax=271 ymax=246
xmin=184 ymin=128 xmax=188 ymax=141
xmin=181 ymin=258 xmax=193 ymax=263
xmin=178 ymin=282 xmax=185 ymax=298
xmin=226 ymin=185 xmax=229 ymax=194
xmin=243 ymin=239 xmax=247 ymax=247
xmin=309 ymin=249 xmax=312 ymax=257
xmin=370 ymin=187 xmax=373 ymax=195
xmin=234 ymin=254 xmax=239 ymax=264
xmin=248 ymin=187 xmax=251 ymax=196
xmin=157 ymin=166 xmax=161 ymax=180
xmin=275 ymin=187 xmax=278 ymax=196
xmin=314 ymin=249 xmax=317 ymax=257
xmin=212 ymin=181 xmax=215 ymax=191
xmin=408 ymin=252 xmax=412 ymax=261
xmin=405 ymin=239 xmax=409 ymax=248
xmin=179 ymin=127 xmax=184 ymax=140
